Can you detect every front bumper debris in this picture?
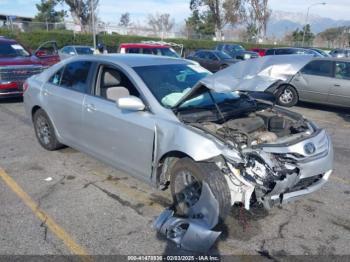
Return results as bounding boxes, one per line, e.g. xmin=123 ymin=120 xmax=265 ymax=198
xmin=153 ymin=182 xmax=221 ymax=252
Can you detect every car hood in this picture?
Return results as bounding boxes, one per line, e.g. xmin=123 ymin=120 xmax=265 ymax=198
xmin=173 ymin=55 xmax=313 ymax=109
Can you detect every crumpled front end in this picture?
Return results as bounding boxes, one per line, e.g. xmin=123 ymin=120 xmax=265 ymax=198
xmin=221 ymin=128 xmax=333 ymax=210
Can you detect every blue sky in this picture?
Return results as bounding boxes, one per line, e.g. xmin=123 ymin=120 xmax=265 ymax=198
xmin=0 ymin=0 xmax=349 ymax=23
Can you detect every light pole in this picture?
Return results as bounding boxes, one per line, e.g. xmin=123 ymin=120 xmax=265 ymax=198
xmin=302 ymin=2 xmax=326 ymax=47
xmin=91 ymin=0 xmax=96 ymax=50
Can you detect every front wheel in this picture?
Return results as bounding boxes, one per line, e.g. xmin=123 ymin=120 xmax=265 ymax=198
xmin=276 ymin=85 xmax=298 ymax=107
xmin=170 ymin=158 xmax=231 ymax=221
xmin=33 ymin=109 xmax=63 ymax=151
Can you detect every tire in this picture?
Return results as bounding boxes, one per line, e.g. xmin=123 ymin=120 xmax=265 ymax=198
xmin=276 ymin=85 xmax=298 ymax=107
xmin=33 ymin=109 xmax=63 ymax=151
xmin=170 ymin=157 xmax=231 ymax=221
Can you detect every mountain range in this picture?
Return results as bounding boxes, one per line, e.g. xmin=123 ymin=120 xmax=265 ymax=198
xmin=267 ymin=10 xmax=350 ymax=38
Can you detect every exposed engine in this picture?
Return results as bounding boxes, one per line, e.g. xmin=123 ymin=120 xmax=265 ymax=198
xmin=199 ymin=108 xmax=310 ymax=149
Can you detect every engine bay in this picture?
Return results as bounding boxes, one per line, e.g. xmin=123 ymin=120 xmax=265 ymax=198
xmin=197 ymin=108 xmax=310 ymax=149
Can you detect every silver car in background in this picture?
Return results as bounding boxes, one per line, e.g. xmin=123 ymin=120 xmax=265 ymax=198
xmin=23 ymin=55 xmax=333 ymax=219
xmin=58 ymin=45 xmax=94 ymax=60
xmin=276 ymin=58 xmax=350 ymax=107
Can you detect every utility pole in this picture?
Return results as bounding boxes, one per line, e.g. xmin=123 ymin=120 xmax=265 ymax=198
xmin=302 ymin=2 xmax=326 ymax=47
xmin=91 ymin=0 xmax=96 ymax=50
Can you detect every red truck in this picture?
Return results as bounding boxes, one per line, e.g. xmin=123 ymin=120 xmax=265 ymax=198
xmin=0 ymin=37 xmax=60 ymax=98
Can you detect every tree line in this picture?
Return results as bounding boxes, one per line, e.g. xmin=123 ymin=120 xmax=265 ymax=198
xmin=34 ymin=0 xmax=272 ymax=41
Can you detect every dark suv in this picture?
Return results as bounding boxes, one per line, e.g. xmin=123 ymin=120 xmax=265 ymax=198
xmin=215 ymin=44 xmax=258 ymax=60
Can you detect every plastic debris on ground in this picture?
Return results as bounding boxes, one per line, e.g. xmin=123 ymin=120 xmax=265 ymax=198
xmin=153 ymin=182 xmax=221 ymax=252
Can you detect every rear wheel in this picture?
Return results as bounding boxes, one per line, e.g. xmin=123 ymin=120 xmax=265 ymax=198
xmin=277 ymin=85 xmax=298 ymax=107
xmin=33 ymin=109 xmax=63 ymax=151
xmin=170 ymin=158 xmax=231 ymax=221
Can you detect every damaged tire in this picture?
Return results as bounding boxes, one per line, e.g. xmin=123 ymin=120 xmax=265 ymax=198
xmin=170 ymin=157 xmax=231 ymax=221
xmin=33 ymin=109 xmax=63 ymax=151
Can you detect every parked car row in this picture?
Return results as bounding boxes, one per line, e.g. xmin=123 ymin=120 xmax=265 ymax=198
xmin=1 ymin=35 xmax=350 ymax=109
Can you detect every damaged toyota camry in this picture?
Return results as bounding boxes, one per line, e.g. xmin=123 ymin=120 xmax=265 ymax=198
xmin=24 ymin=54 xmax=333 ymax=220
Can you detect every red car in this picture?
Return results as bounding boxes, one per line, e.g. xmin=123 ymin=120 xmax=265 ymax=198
xmin=0 ymin=37 xmax=60 ymax=98
xmin=118 ymin=43 xmax=180 ymax=58
xmin=249 ymin=48 xmax=267 ymax=56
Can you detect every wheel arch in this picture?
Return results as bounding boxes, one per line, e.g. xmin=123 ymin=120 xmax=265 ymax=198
xmin=31 ymin=105 xmax=42 ymax=122
xmin=155 ymin=150 xmax=193 ymax=189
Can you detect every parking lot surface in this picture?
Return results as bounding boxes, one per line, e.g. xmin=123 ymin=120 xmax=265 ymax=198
xmin=0 ymin=99 xmax=350 ymax=257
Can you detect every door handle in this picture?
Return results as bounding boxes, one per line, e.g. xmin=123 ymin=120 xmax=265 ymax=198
xmin=85 ymin=103 xmax=96 ymax=112
xmin=43 ymin=90 xmax=49 ymax=96
xmin=334 ymin=84 xmax=341 ymax=87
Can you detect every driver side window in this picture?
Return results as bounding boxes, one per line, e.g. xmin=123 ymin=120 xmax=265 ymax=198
xmin=95 ymin=66 xmax=140 ymax=101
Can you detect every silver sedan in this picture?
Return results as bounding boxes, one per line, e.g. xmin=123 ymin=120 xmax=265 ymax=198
xmin=24 ymin=55 xmax=333 ymax=219
xmin=276 ymin=58 xmax=350 ymax=107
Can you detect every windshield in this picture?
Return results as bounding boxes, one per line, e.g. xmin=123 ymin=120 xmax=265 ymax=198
xmin=133 ymin=63 xmax=240 ymax=109
xmin=215 ymin=51 xmax=231 ymax=60
xmin=0 ymin=42 xmax=30 ymax=57
xmin=75 ymin=47 xmax=94 ymax=55
xmin=228 ymin=45 xmax=244 ymax=52
xmin=159 ymin=48 xmax=180 ymax=58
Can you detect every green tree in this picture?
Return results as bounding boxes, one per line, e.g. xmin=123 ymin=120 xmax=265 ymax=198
xmin=291 ymin=24 xmax=314 ymax=46
xmin=34 ymin=0 xmax=65 ymax=25
xmin=61 ymin=0 xmax=99 ymax=32
xmin=189 ymin=0 xmax=245 ymax=40
xmin=119 ymin=13 xmax=131 ymax=27
xmin=185 ymin=9 xmax=215 ymax=39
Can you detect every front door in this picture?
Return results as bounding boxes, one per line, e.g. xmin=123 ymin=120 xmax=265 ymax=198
xmin=82 ymin=65 xmax=155 ymax=180
xmin=291 ymin=60 xmax=333 ymax=103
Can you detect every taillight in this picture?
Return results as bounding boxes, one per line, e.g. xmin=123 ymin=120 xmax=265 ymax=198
xmin=0 ymin=81 xmax=17 ymax=90
xmin=23 ymin=81 xmax=29 ymax=92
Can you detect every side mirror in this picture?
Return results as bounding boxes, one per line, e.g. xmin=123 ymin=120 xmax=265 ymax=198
xmin=35 ymin=50 xmax=47 ymax=58
xmin=69 ymin=51 xmax=75 ymax=55
xmin=117 ymin=96 xmax=145 ymax=111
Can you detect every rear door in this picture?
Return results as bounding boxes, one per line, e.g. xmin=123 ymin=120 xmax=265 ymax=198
xmin=81 ymin=64 xmax=155 ymax=180
xmin=328 ymin=61 xmax=350 ymax=106
xmin=43 ymin=60 xmax=94 ymax=145
xmin=291 ymin=60 xmax=333 ymax=103
xmin=205 ymin=52 xmax=221 ymax=72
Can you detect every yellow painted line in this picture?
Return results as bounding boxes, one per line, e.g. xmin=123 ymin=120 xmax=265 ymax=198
xmin=0 ymin=168 xmax=93 ymax=262
xmin=331 ymin=175 xmax=350 ymax=185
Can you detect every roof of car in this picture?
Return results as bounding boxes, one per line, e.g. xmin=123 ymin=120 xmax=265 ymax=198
xmin=119 ymin=43 xmax=170 ymax=49
xmin=62 ymin=45 xmax=93 ymax=48
xmin=67 ymin=54 xmax=190 ymax=67
xmin=0 ymin=37 xmax=17 ymax=43
xmin=312 ymin=57 xmax=350 ymax=62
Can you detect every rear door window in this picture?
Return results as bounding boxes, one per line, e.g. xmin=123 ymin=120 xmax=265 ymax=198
xmin=301 ymin=60 xmax=333 ymax=77
xmin=126 ymin=48 xmax=140 ymax=54
xmin=60 ymin=61 xmax=93 ymax=93
xmin=335 ymin=62 xmax=350 ymax=80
